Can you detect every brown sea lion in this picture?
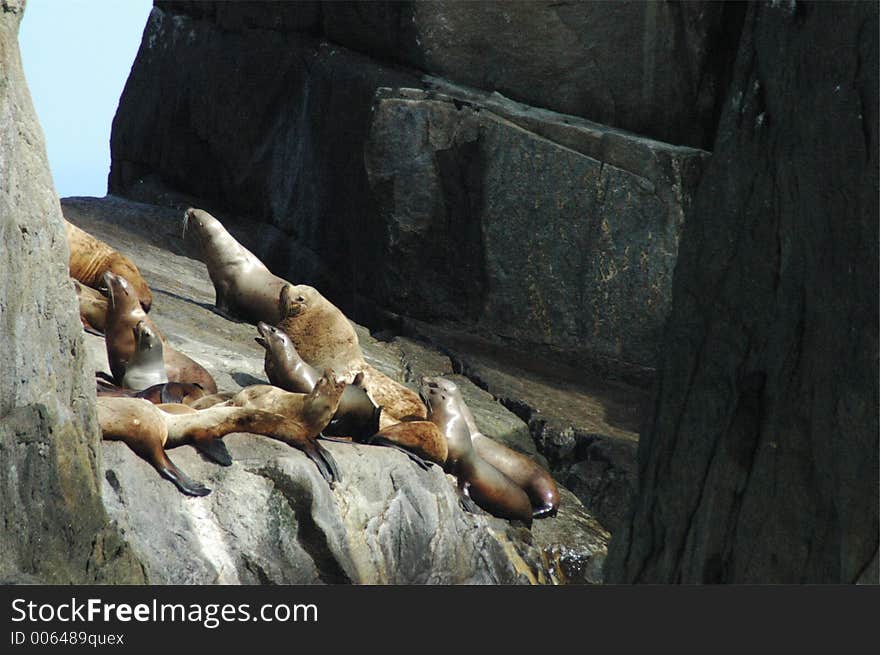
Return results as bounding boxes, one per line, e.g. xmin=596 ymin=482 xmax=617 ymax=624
xmin=73 ymin=279 xmax=107 ymax=333
xmin=439 ymin=381 xmax=560 ymax=518
xmin=277 ymin=283 xmax=426 ymax=424
xmin=420 ymin=376 xmax=532 ymax=526
xmin=122 ymin=321 xmax=168 ymax=390
xmin=103 ymin=271 xmax=218 ymax=394
xmin=65 ymin=219 xmax=152 ymax=312
xmin=98 ymin=396 xmax=210 ymax=496
xmin=255 ymin=321 xmax=381 ymax=440
xmin=98 ymin=396 xmax=343 ymax=494
xmin=181 ymin=207 xmax=288 ymax=324
xmin=225 ymin=370 xmax=345 ymax=482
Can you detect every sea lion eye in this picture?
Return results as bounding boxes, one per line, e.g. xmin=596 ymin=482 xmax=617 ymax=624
xmin=296 ymin=296 xmax=305 ymax=303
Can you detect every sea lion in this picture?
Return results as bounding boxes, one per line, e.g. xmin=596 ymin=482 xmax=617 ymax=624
xmin=122 ymin=321 xmax=168 ymax=390
xmin=420 ymin=376 xmax=532 ymax=526
xmin=441 ymin=381 xmax=560 ymax=518
xmin=98 ymin=396 xmax=209 ymax=496
xmin=65 ymin=219 xmax=152 ymax=312
xmin=255 ymin=321 xmax=381 ymax=441
xmin=181 ymin=207 xmax=288 ymax=324
xmin=225 ymin=370 xmax=345 ymax=482
xmin=103 ymin=271 xmax=218 ymax=394
xmin=98 ymin=396 xmax=343 ymax=494
xmin=276 ymin=283 xmax=427 ymax=424
xmin=73 ymin=279 xmax=108 ymax=333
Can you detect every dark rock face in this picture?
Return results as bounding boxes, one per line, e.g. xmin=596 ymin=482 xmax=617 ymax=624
xmin=0 ymin=1 xmax=142 ymax=584
xmin=322 ymin=0 xmax=744 ymax=149
xmin=607 ymin=2 xmax=879 ymax=583
xmin=364 ymin=86 xmax=708 ymax=377
xmin=154 ymin=1 xmax=743 ymax=148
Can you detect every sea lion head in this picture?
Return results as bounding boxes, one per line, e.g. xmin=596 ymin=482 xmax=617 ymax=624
xmin=133 ymin=320 xmax=161 ymax=353
xmin=278 ymin=283 xmax=316 ymax=320
xmin=107 ymin=256 xmax=152 ymax=312
xmin=419 ymin=376 xmax=452 ymax=415
xmin=305 ymin=368 xmax=346 ymax=424
xmin=104 ymin=271 xmax=141 ymax=314
xmin=182 ymin=207 xmax=223 ymax=253
xmin=254 ymin=321 xmax=294 ymax=354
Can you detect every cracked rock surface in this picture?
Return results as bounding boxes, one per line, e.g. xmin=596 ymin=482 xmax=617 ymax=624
xmin=64 ymin=195 xmax=609 ymax=584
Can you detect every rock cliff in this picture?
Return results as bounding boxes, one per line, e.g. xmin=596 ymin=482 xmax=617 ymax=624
xmin=606 ymin=1 xmax=879 ymax=584
xmin=0 ymin=0 xmax=142 ymax=584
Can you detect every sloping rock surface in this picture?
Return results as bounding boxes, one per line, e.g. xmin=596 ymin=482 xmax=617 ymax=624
xmin=63 ymin=195 xmax=609 ymax=584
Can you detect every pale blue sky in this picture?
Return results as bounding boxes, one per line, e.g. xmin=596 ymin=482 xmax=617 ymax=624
xmin=19 ymin=0 xmax=152 ymax=198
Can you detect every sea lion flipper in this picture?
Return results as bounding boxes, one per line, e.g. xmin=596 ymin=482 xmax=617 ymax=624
xmin=316 ymin=441 xmax=341 ymax=484
xmin=155 ymin=450 xmax=211 ymax=497
xmin=193 ymin=437 xmax=233 ymax=467
xmin=532 ymin=505 xmax=558 ymax=519
xmin=82 ymin=322 xmax=104 ymax=336
xmin=456 ymin=485 xmax=480 ymax=515
xmin=302 ymin=441 xmax=340 ymax=486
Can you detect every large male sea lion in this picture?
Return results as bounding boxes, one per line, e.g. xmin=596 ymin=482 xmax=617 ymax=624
xmin=65 ymin=219 xmax=152 ymax=312
xmin=420 ymin=376 xmax=532 ymax=526
xmin=277 ymin=284 xmax=427 ymax=424
xmin=103 ymin=272 xmax=218 ymax=394
xmin=181 ymin=207 xmax=288 ymax=324
xmin=439 ymin=379 xmax=560 ymax=518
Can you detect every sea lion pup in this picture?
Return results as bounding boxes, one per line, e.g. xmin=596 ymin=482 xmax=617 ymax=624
xmin=181 ymin=207 xmax=288 ymax=324
xmin=73 ymin=279 xmax=108 ymax=333
xmin=122 ymin=321 xmax=168 ymax=390
xmin=255 ymin=321 xmax=380 ymax=440
xmin=420 ymin=377 xmax=532 ymax=526
xmin=103 ymin=271 xmax=218 ymax=394
xmin=276 ymin=284 xmax=427 ymax=424
xmin=64 ymin=219 xmax=152 ymax=312
xmin=225 ymin=370 xmax=345 ymax=483
xmin=438 ymin=380 xmax=560 ymax=519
